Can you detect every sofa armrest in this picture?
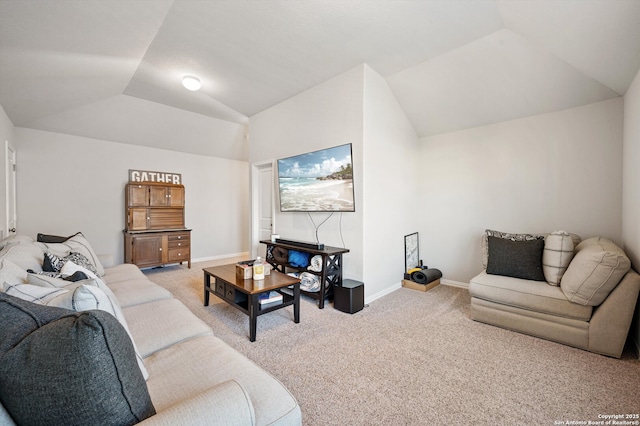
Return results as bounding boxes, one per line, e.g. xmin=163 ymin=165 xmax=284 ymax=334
xmin=98 ymin=254 xmax=115 ymax=269
xmin=137 ymin=380 xmax=255 ymax=426
xmin=589 ymin=270 xmax=640 ymax=357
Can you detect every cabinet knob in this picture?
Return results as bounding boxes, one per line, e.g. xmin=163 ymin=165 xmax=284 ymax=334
xmin=178 ymin=243 xmax=181 ymax=246
xmin=177 ymin=236 xmax=181 ymax=239
xmin=159 ymin=248 xmax=162 ymax=251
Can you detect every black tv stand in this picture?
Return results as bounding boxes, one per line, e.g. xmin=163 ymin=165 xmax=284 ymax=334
xmin=260 ymin=240 xmax=349 ymax=309
xmin=275 ymin=238 xmax=324 ymax=250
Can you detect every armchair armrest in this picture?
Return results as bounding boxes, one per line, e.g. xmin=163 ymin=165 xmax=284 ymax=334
xmin=137 ymin=380 xmax=255 ymax=426
xmin=589 ymin=270 xmax=640 ymax=357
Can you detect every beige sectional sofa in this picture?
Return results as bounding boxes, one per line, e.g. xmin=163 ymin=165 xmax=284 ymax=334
xmin=0 ymin=234 xmax=301 ymax=425
xmin=469 ymin=231 xmax=640 ymax=358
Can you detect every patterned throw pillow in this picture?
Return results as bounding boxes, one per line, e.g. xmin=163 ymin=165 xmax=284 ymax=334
xmin=43 ymin=251 xmax=97 ymax=274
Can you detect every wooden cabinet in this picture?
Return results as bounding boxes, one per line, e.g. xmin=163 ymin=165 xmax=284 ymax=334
xmin=124 ymin=230 xmax=191 ymax=269
xmin=124 ymin=181 xmax=190 ymax=268
xmin=125 ymin=182 xmax=185 ymax=231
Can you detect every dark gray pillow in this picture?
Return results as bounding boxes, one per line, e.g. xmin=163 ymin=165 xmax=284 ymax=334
xmin=486 ymin=235 xmax=546 ymax=281
xmin=36 ymin=232 xmax=81 ymax=243
xmin=0 ymin=293 xmax=156 ymax=426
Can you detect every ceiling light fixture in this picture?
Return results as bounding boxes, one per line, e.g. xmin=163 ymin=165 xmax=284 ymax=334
xmin=182 ymin=75 xmax=201 ymax=91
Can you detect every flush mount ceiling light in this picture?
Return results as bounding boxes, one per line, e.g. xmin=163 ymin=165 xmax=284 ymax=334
xmin=182 ymin=75 xmax=201 ymax=91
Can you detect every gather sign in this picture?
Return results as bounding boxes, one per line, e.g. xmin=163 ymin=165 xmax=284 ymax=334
xmin=129 ymin=169 xmax=182 ymax=185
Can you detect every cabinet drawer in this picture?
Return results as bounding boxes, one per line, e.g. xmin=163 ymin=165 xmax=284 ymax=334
xmin=224 ymin=286 xmax=247 ymax=304
xmin=215 ymin=279 xmax=225 ymax=295
xmin=168 ymin=247 xmax=190 ymax=262
xmin=168 ymin=235 xmax=190 ymax=248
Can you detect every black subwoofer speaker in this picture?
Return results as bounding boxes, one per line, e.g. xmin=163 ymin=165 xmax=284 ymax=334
xmin=334 ymin=279 xmax=364 ymax=314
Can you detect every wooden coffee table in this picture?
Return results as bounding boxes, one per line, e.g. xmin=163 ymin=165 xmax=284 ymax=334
xmin=203 ymin=264 xmax=301 ymax=342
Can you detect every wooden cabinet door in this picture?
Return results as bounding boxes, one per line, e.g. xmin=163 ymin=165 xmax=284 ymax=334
xmin=128 ymin=185 xmax=149 ymax=207
xmin=132 ymin=235 xmax=163 ymax=267
xmin=168 ymin=186 xmax=184 ymax=206
xmin=149 ymin=186 xmax=168 ymax=206
xmin=148 ymin=208 xmax=184 ymax=229
xmin=129 ymin=208 xmax=148 ymax=231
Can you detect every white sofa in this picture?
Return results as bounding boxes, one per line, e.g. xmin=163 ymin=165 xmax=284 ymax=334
xmin=0 ymin=234 xmax=301 ymax=425
xmin=469 ymin=231 xmax=640 ymax=358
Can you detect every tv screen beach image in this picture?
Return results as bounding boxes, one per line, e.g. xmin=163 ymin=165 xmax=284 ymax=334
xmin=277 ymin=144 xmax=355 ymax=212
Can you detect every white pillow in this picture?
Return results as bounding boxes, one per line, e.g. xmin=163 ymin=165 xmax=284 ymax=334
xmin=27 ymin=272 xmax=76 ymax=288
xmin=3 ymin=282 xmax=67 ymax=304
xmin=0 ymin=259 xmax=29 ymax=288
xmin=47 ymin=284 xmax=118 ymax=319
xmin=64 ymin=233 xmax=105 ymax=276
xmin=542 ymin=231 xmax=574 ymax=286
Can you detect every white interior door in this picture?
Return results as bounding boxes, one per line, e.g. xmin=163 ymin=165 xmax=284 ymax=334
xmin=5 ymin=141 xmax=17 ymax=239
xmin=251 ymin=161 xmax=275 ymax=259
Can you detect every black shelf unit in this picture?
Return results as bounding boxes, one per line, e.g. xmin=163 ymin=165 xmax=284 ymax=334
xmin=260 ymin=240 xmax=349 ymax=309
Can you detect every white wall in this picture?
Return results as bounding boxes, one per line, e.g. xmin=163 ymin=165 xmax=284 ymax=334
xmin=623 ymin=67 xmax=640 ymax=355
xmin=249 ymin=66 xmax=365 ymax=282
xmin=0 ymin=105 xmax=15 ymax=240
xmin=362 ymin=66 xmax=420 ymax=299
xmin=418 ymin=98 xmax=624 ymax=283
xmin=15 ymin=128 xmax=249 ymax=263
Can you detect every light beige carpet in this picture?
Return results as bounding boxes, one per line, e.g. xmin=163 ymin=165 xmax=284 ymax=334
xmin=144 ymin=260 xmax=640 ymax=425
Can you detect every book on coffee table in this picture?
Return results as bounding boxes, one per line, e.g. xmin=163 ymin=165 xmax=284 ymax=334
xmin=259 ymin=291 xmax=283 ymax=309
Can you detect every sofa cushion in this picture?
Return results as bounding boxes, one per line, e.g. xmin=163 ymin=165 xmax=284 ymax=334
xmin=0 ymin=293 xmax=156 ymax=425
xmin=143 ymin=335 xmax=301 ymax=425
xmin=123 ymin=298 xmax=213 ymax=358
xmin=102 ymin=263 xmax=148 ymax=284
xmin=486 ymin=236 xmax=546 ymax=281
xmin=542 ymin=231 xmax=575 ymax=286
xmin=469 ymin=271 xmax=593 ymax=321
xmin=561 ymin=237 xmax=631 ymax=306
xmin=108 ymin=278 xmax=173 ymax=308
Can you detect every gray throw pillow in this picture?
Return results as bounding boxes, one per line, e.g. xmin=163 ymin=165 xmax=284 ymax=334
xmin=486 ymin=236 xmax=546 ymax=281
xmin=0 ymin=293 xmax=156 ymax=426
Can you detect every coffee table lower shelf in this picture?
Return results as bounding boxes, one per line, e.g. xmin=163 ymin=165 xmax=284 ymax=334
xmin=203 ymin=264 xmax=301 ymax=342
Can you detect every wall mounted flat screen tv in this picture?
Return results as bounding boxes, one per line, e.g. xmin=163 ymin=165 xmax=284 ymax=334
xmin=277 ymin=143 xmax=355 ymax=212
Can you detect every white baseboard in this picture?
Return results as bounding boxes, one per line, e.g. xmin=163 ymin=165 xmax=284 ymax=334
xmin=192 ymin=252 xmax=250 ymax=264
xmin=441 ymin=279 xmax=469 ymax=289
xmin=365 ymin=282 xmax=402 ymax=305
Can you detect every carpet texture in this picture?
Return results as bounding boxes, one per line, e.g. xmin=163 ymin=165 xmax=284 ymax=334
xmin=144 ymin=260 xmax=640 ymax=425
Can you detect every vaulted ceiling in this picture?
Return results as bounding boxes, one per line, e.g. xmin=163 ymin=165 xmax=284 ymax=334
xmin=1 ymin=0 xmax=639 ymax=160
